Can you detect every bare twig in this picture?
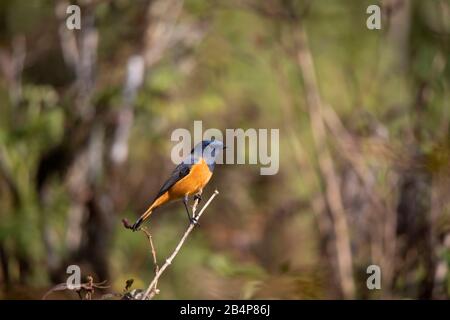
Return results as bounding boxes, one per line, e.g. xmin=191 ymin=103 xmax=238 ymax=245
xmin=140 ymin=226 xmax=160 ymax=299
xmin=141 ymin=190 xmax=219 ymax=300
xmin=42 ymin=276 xmax=109 ymax=300
xmin=121 ymin=221 xmax=160 ymax=296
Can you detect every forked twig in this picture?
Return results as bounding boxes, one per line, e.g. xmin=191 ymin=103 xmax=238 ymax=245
xmin=141 ymin=190 xmax=219 ymax=300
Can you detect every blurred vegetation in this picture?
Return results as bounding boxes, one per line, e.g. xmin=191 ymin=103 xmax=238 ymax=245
xmin=0 ymin=0 xmax=449 ymax=299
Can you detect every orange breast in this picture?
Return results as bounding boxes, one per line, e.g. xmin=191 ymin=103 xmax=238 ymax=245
xmin=168 ymin=158 xmax=213 ymax=199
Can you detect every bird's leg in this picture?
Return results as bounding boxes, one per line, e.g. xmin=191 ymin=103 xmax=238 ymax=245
xmin=193 ymin=191 xmax=202 ymax=204
xmin=183 ymin=195 xmax=199 ymax=226
xmin=192 ymin=190 xmax=203 ymax=215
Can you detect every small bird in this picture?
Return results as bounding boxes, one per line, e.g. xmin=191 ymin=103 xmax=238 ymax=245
xmin=131 ymin=139 xmax=225 ymax=231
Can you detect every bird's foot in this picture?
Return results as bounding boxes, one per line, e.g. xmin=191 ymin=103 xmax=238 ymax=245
xmin=189 ymin=216 xmax=200 ymax=227
xmin=194 ymin=194 xmax=202 ymax=203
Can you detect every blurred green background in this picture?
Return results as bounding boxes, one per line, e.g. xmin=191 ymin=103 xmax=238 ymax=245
xmin=0 ymin=0 xmax=449 ymax=299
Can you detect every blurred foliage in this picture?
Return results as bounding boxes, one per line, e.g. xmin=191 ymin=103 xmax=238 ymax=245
xmin=0 ymin=0 xmax=449 ymax=299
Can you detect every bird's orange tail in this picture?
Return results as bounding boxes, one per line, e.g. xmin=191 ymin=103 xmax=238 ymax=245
xmin=131 ymin=192 xmax=170 ymax=231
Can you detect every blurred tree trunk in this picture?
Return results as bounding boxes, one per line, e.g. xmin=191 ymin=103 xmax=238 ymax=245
xmin=0 ymin=36 xmax=31 ymax=285
xmin=395 ymin=164 xmax=434 ymax=298
xmin=248 ymin=0 xmax=356 ymax=298
xmin=0 ymin=241 xmax=10 ymax=287
xmin=59 ymin=1 xmax=108 ymax=280
xmin=36 ymin=0 xmax=190 ymax=282
xmin=384 ymin=0 xmax=438 ymax=298
xmin=294 ymin=26 xmax=355 ymax=299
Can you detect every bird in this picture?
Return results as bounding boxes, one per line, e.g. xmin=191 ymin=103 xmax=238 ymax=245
xmin=131 ymin=139 xmax=225 ymax=231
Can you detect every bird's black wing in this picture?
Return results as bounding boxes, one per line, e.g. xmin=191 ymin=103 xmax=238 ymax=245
xmin=152 ymin=160 xmax=192 ymax=201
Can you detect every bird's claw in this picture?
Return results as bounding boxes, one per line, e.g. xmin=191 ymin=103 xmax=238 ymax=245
xmin=194 ymin=194 xmax=202 ymax=203
xmin=130 ymin=218 xmax=143 ymax=232
xmin=190 ymin=217 xmax=200 ymax=226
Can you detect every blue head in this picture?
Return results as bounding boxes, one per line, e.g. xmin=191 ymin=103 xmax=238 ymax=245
xmin=190 ymin=139 xmax=225 ymax=171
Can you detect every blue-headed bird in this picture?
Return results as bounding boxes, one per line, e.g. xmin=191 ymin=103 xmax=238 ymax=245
xmin=131 ymin=139 xmax=225 ymax=231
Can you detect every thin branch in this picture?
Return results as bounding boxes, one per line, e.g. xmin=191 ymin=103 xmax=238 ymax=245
xmin=140 ymin=226 xmax=160 ymax=299
xmin=42 ymin=276 xmax=109 ymax=300
xmin=141 ymin=190 xmax=219 ymax=300
xmin=121 ymin=221 xmax=160 ymax=297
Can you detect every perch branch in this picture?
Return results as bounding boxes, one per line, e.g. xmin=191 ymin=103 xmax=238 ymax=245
xmin=141 ymin=190 xmax=219 ymax=300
